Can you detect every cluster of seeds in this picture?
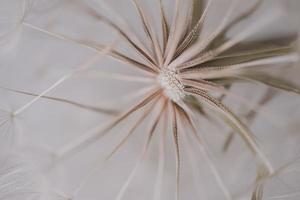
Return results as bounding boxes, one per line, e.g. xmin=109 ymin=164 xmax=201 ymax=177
xmin=158 ymin=68 xmax=185 ymax=102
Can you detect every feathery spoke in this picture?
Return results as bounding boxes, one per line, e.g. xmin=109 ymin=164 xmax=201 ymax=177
xmin=251 ymin=183 xmax=264 ymax=200
xmin=0 ymin=86 xmax=119 ymax=115
xmin=217 ymin=0 xmax=264 ymax=42
xmin=174 ymin=0 xmax=212 ymax=58
xmin=181 ymin=78 xmax=225 ymax=92
xmin=157 ymin=0 xmax=169 ymax=53
xmin=96 ymin=12 xmax=157 ymax=68
xmin=237 ymin=157 xmax=300 ymax=200
xmin=164 ymin=0 xmax=186 ymax=66
xmin=171 ymin=104 xmax=180 ymax=200
xmin=185 ymin=87 xmax=274 ymax=174
xmin=178 ymin=11 xmax=281 ymax=70
xmin=81 ymin=70 xmax=155 ymax=83
xmin=22 ymin=22 xmax=156 ymax=74
xmin=74 ymin=0 xmax=157 ymax=66
xmin=71 ymin=100 xmax=158 ymax=198
xmin=183 ymin=54 xmax=298 ymax=77
xmin=181 ymin=78 xmax=282 ymax=125
xmin=115 ymin=99 xmax=167 ymax=200
xmin=55 ymin=89 xmax=162 ymax=162
xmin=153 ymin=108 xmax=168 ymax=200
xmin=113 ymin=86 xmax=161 ymax=105
xmin=12 ymin=41 xmax=116 ymax=116
xmin=131 ymin=0 xmax=163 ymax=67
xmin=195 ymin=0 xmax=238 ymax=51
xmin=180 ymin=129 xmax=205 ymax=199
xmin=180 ymin=47 xmax=297 ymax=76
xmin=170 ymin=0 xmax=237 ymax=68
xmin=211 ymin=45 xmax=295 ymax=63
xmin=235 ymin=72 xmax=300 ymax=95
xmin=223 ymin=89 xmax=277 ymax=152
xmin=176 ymin=105 xmax=233 ymax=200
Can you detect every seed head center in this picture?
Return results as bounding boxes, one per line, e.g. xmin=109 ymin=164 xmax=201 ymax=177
xmin=158 ymin=68 xmax=185 ymax=102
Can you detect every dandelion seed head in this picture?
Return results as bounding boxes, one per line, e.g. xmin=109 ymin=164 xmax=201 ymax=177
xmin=1 ymin=0 xmax=299 ymax=199
xmin=158 ymin=68 xmax=185 ymax=102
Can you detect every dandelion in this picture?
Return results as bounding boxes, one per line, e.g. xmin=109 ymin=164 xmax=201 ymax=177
xmin=1 ymin=0 xmax=299 ymax=199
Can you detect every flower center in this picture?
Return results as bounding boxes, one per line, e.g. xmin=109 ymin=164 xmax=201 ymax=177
xmin=158 ymin=68 xmax=185 ymax=102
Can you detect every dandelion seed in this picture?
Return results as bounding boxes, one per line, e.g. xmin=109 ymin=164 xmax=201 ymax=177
xmin=45 ymin=0 xmax=298 ymax=199
xmin=1 ymin=0 xmax=299 ymax=199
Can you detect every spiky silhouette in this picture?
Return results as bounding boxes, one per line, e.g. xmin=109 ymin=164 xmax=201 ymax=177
xmin=1 ymin=0 xmax=299 ymax=199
